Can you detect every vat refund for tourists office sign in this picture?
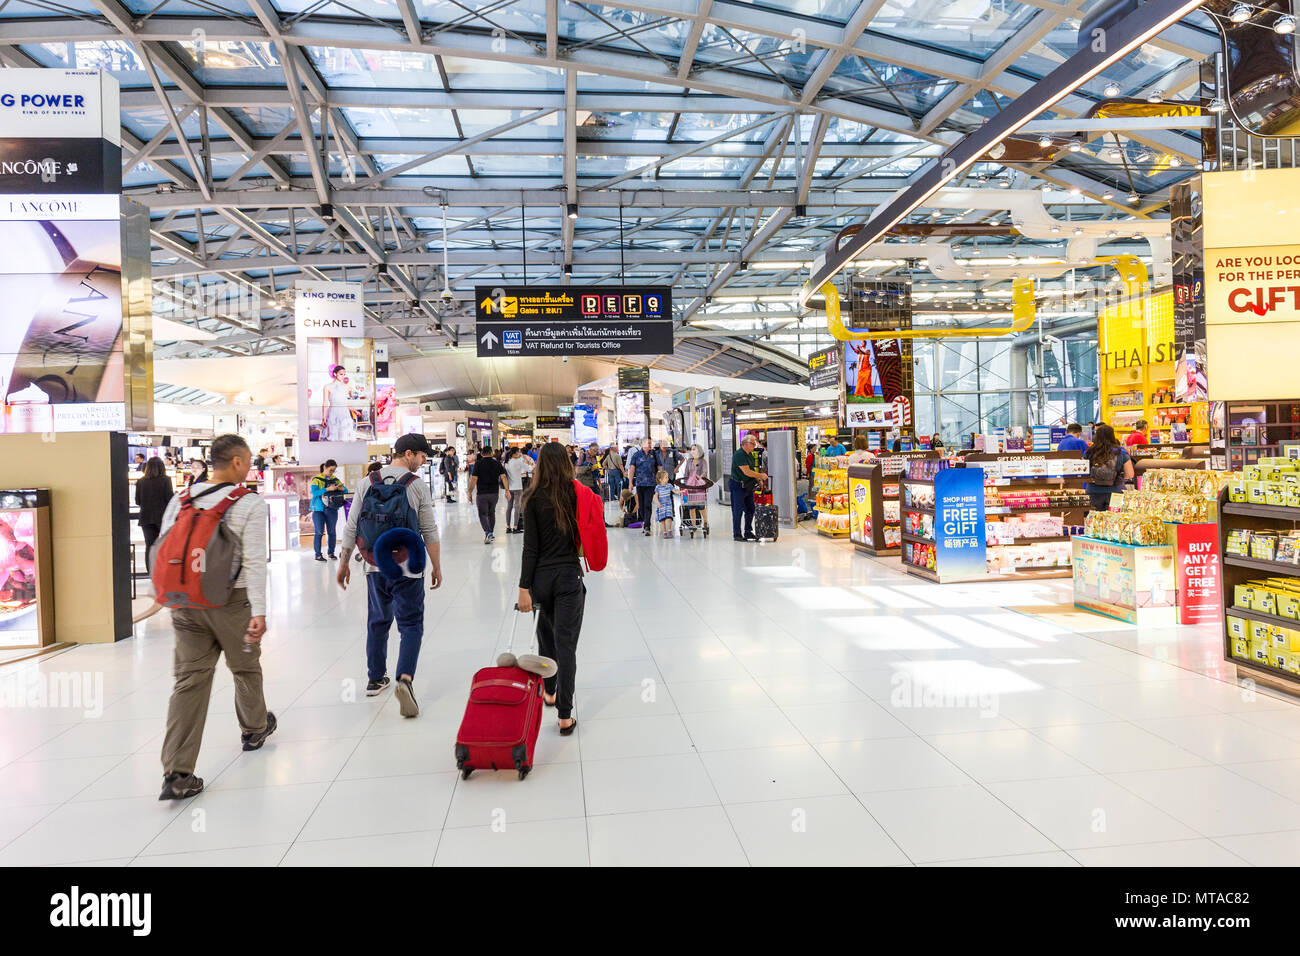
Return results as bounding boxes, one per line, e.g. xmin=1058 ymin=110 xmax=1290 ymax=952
xmin=475 ymin=285 xmax=673 ymax=357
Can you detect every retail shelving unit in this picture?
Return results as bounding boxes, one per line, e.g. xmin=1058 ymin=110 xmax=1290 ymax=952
xmin=1210 ymin=400 xmax=1300 ymax=471
xmin=967 ymin=451 xmax=1089 ymax=580
xmin=1218 ymin=489 xmax=1300 ymax=696
xmin=815 ymin=461 xmax=849 ymax=538
xmin=848 ymin=451 xmax=937 ymax=557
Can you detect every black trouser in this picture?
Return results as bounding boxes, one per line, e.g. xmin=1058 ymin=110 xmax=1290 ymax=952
xmin=529 ymin=564 xmax=586 ymax=720
xmin=477 ymin=492 xmax=499 ymax=534
xmin=140 ymin=522 xmax=161 ymax=571
xmin=506 ymin=489 xmax=523 ymax=530
xmin=635 ymin=485 xmax=654 ymax=526
xmin=1088 ymin=491 xmax=1114 ymax=512
xmin=729 ymin=478 xmax=755 ymax=538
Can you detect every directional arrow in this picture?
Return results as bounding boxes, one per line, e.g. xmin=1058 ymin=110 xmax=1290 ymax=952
xmin=479 ymin=296 xmax=495 ymax=314
xmin=480 ymin=331 xmax=499 ymax=349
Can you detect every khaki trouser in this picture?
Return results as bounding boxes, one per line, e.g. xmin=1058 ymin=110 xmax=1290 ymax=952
xmin=160 ymin=588 xmax=268 ymax=775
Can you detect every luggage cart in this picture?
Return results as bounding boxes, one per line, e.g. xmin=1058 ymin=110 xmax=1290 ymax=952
xmin=679 ymin=503 xmax=709 ymax=538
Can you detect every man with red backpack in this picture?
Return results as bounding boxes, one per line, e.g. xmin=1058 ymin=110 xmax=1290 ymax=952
xmin=337 ymin=433 xmax=443 ymax=717
xmin=154 ymin=434 xmax=272 ymax=801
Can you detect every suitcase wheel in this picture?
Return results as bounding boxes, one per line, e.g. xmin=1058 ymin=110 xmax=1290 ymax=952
xmin=461 ymin=767 xmax=473 ymax=780
xmin=518 ymin=766 xmax=531 ymax=781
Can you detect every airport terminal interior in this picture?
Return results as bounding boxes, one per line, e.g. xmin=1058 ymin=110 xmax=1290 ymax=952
xmin=3 ymin=0 xmax=1300 ymax=871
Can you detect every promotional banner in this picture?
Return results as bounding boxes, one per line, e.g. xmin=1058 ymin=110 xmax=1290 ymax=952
xmin=1171 ymin=183 xmax=1207 ymax=401
xmin=1174 ymin=522 xmax=1223 ymax=625
xmin=294 ymin=281 xmax=368 ymax=463
xmin=1203 ymin=168 xmax=1300 ymax=401
xmin=935 ymin=468 xmax=986 ymax=581
xmin=374 ymin=377 xmax=397 ymax=442
xmin=476 ymin=285 xmax=672 ymax=356
xmin=573 ymin=404 xmax=598 ymax=445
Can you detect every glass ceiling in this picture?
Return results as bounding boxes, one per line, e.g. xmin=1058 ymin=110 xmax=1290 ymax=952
xmin=2 ymin=0 xmax=1220 ymax=374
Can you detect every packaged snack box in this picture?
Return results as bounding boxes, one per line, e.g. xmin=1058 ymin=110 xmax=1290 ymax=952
xmin=1230 ymin=635 xmax=1250 ymax=659
xmin=1227 ymin=615 xmax=1248 ymax=639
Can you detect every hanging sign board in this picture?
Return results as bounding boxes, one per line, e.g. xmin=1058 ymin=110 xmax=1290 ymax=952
xmin=476 ymin=285 xmax=673 ymax=357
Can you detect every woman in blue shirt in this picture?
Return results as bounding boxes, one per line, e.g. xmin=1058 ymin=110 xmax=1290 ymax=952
xmin=1083 ymin=424 xmax=1134 ymax=512
xmin=309 ymin=459 xmax=349 ymax=560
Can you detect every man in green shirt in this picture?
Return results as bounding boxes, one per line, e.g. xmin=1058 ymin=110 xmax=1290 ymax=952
xmin=729 ymin=434 xmax=768 ymax=541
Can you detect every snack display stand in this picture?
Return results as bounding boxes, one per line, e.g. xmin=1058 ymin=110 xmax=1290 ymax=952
xmin=1219 ymin=461 xmax=1300 ymax=695
xmin=848 ymin=451 xmax=937 ymax=557
xmin=1076 ymin=469 xmax=1229 ymax=625
xmin=968 ymin=451 xmax=1089 ymax=579
xmin=901 ymin=461 xmax=987 ymax=583
xmin=815 ymin=456 xmax=850 ymax=538
xmin=1072 ymin=535 xmax=1177 ymax=626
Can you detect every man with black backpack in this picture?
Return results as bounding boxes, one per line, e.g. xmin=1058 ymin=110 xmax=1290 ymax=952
xmin=337 ymin=432 xmax=443 ymax=717
xmin=155 ymin=434 xmax=272 ymax=801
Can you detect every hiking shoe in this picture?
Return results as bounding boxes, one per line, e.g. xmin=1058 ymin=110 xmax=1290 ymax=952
xmin=395 ymin=677 xmax=419 ymax=718
xmin=159 ymin=772 xmax=204 ymax=801
xmin=241 ymin=711 xmax=277 ymax=751
xmin=366 ymin=676 xmax=390 ymax=696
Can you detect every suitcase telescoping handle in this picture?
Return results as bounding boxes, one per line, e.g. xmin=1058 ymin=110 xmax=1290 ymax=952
xmin=497 ymin=602 xmax=537 ymax=663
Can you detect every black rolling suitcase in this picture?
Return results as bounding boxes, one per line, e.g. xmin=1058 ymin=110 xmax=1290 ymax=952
xmin=754 ymin=503 xmax=779 ymax=542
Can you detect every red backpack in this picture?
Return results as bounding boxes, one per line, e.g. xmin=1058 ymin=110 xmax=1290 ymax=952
xmin=572 ymin=480 xmax=608 ymax=573
xmin=152 ymin=484 xmax=250 ymax=609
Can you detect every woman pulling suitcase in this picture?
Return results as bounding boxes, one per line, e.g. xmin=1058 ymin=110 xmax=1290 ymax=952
xmin=515 ymin=442 xmax=585 ymax=735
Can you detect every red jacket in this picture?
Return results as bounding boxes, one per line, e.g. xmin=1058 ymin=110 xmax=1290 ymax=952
xmin=1124 ymin=430 xmax=1148 ymax=446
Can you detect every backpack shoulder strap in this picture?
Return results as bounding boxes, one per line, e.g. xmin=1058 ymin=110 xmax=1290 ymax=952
xmin=398 ymin=471 xmax=418 ymax=487
xmin=209 ymin=485 xmax=250 ymax=517
xmin=369 ymin=470 xmax=385 ymax=486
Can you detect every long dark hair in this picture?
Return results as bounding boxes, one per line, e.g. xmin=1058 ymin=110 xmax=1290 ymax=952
xmin=143 ymin=456 xmax=166 ymax=479
xmin=524 ymin=441 xmax=577 ymax=538
xmin=1087 ymin=423 xmax=1120 ymax=465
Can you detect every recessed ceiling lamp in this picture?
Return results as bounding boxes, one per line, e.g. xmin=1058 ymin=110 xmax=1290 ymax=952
xmin=1103 ymin=82 xmax=1121 ymax=98
xmin=1073 ymin=227 xmax=1084 ymax=236
xmin=1277 ymin=14 xmax=1296 ymax=32
xmin=1127 ymin=192 xmax=1141 ymax=205
xmin=1050 ymin=225 xmax=1061 ymax=233
xmin=1146 ymin=89 xmax=1164 ymax=103
xmin=1229 ymin=3 xmax=1251 ymax=23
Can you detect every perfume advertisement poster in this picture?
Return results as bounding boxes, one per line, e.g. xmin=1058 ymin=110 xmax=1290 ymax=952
xmin=0 ymin=509 xmax=40 ymax=648
xmin=0 ymin=213 xmax=124 ymax=433
xmin=305 ymin=337 xmax=375 ymax=444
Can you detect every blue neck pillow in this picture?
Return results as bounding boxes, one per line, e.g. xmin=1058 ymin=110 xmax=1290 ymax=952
xmin=373 ymin=527 xmax=427 ymax=580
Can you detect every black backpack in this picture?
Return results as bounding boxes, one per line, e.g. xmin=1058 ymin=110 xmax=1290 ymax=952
xmin=1088 ymin=448 xmax=1120 ymax=486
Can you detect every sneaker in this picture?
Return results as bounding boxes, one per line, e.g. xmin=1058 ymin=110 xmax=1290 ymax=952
xmin=366 ymin=676 xmax=390 ymax=696
xmin=329 ymin=554 xmax=338 ymax=560
xmin=744 ymin=532 xmax=758 ymax=541
xmin=314 ymin=555 xmax=326 ymax=562
xmin=484 ymin=535 xmax=492 ymax=545
xmin=158 ymin=772 xmax=204 ymax=801
xmin=241 ymin=711 xmax=277 ymax=751
xmin=395 ymin=677 xmax=419 ymax=718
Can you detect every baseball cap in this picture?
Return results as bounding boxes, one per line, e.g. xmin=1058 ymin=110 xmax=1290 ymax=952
xmin=393 ymin=433 xmax=433 ymax=456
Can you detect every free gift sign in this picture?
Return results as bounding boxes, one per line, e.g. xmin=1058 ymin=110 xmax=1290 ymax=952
xmin=935 ymin=468 xmax=987 ymax=581
xmin=1204 ymin=244 xmax=1300 ymax=323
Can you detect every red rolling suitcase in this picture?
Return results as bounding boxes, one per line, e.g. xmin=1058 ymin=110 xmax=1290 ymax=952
xmin=454 ymin=608 xmax=544 ymax=780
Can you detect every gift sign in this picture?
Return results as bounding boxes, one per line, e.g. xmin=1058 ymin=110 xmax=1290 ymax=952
xmin=1174 ymin=522 xmax=1223 ymax=625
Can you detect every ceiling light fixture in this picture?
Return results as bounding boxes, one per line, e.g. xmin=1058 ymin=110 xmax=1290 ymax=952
xmin=566 ymin=202 xmax=578 ymax=220
xmin=1207 ymin=97 xmax=1227 ymax=113
xmin=1229 ymin=3 xmax=1251 ymax=23
xmin=1068 ymin=139 xmax=1083 ymax=152
xmin=1102 ymin=190 xmax=1115 ymax=200
xmin=1103 ymin=82 xmax=1121 ymax=98
xmin=1168 ymin=155 xmax=1181 ymax=167
xmin=1277 ymin=13 xmax=1297 ymax=32
xmin=1127 ymin=192 xmax=1140 ymax=205
xmin=1146 ymin=90 xmax=1164 ymax=103
xmin=1039 ymin=135 xmax=1054 ymax=149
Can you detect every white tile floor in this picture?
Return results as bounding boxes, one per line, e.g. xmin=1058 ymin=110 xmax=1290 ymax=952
xmin=2 ymin=496 xmax=1300 ymax=867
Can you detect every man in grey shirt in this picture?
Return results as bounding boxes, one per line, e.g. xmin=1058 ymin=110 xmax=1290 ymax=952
xmin=338 ymin=432 xmax=443 ymax=717
xmin=157 ymin=434 xmax=273 ymax=801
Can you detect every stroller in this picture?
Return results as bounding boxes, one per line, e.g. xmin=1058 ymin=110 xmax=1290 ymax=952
xmin=673 ymin=466 xmax=713 ymax=538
